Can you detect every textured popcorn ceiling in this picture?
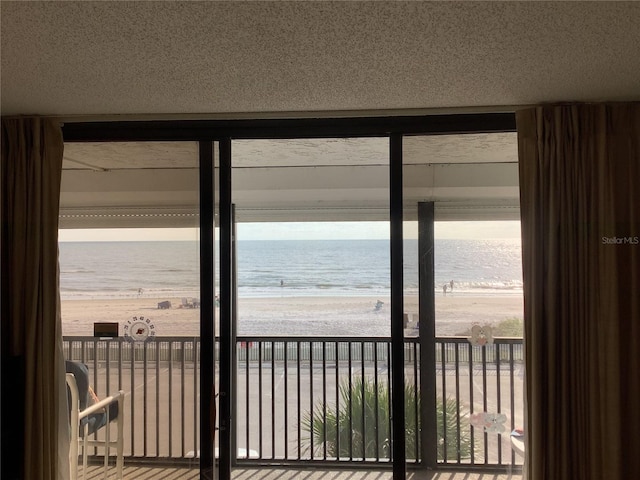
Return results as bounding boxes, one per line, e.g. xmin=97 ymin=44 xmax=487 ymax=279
xmin=2 ymin=1 xmax=639 ymax=117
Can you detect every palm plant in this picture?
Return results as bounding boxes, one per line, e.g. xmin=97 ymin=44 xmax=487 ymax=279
xmin=436 ymin=393 xmax=473 ymax=461
xmin=302 ymin=376 xmax=472 ymax=461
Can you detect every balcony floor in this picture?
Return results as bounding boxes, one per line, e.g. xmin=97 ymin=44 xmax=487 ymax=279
xmin=84 ymin=465 xmax=522 ymax=479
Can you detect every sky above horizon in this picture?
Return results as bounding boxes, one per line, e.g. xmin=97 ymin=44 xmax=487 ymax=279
xmin=58 ymin=220 xmax=521 ymax=242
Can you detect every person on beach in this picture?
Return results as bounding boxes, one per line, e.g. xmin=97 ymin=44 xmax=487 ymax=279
xmin=450 ymin=280 xmax=454 ymax=291
xmin=443 ymin=284 xmax=448 ymax=295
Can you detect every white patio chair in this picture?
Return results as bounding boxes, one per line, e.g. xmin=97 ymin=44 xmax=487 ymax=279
xmin=66 ymin=362 xmax=125 ymax=480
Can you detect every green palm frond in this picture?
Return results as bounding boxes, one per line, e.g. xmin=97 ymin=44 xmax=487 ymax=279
xmin=302 ymin=376 xmax=472 ymax=461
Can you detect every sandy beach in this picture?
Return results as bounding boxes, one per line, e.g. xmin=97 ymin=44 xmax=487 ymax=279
xmin=61 ymin=294 xmax=523 ymax=337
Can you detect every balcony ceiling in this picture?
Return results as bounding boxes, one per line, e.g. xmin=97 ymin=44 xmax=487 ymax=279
xmin=60 ymin=135 xmax=519 ymax=227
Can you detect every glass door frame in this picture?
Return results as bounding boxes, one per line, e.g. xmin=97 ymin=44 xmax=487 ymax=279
xmin=199 ymin=140 xmax=216 ymax=476
xmin=62 ymin=112 xmax=516 ymax=480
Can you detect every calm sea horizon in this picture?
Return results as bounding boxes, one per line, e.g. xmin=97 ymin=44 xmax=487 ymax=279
xmin=59 ymin=239 xmax=523 ymax=301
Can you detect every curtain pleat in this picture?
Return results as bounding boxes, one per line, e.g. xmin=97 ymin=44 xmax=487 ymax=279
xmin=517 ymin=104 xmax=640 ymax=480
xmin=1 ymin=117 xmax=67 ymax=480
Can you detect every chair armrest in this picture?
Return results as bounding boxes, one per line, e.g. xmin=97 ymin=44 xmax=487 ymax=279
xmin=78 ymin=390 xmax=125 ymax=420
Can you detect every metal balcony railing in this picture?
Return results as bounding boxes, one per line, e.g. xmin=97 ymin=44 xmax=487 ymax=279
xmin=63 ymin=336 xmax=524 ymax=470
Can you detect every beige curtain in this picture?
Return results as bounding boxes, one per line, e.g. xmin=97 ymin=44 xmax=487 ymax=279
xmin=1 ymin=117 xmax=67 ymax=480
xmin=517 ymin=104 xmax=640 ymax=479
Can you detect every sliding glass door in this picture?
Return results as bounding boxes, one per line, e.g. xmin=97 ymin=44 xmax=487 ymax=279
xmin=402 ymin=132 xmax=524 ymax=471
xmin=59 ymin=112 xmax=519 ymax=479
xmin=226 ymin=137 xmax=396 ymax=472
xmin=59 ymin=141 xmax=217 ymax=478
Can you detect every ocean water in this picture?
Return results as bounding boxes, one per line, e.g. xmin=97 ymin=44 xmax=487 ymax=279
xmin=58 ymin=239 xmax=522 ymax=301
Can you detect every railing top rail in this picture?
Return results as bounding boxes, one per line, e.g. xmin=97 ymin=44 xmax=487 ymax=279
xmin=63 ymin=335 xmax=523 ymax=344
xmin=63 ymin=335 xmax=398 ymax=343
xmin=435 ymin=336 xmax=524 ymax=344
xmin=63 ymin=336 xmax=202 ymax=342
xmin=62 ymin=335 xmax=395 ymax=342
xmin=237 ymin=335 xmax=396 ymax=343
